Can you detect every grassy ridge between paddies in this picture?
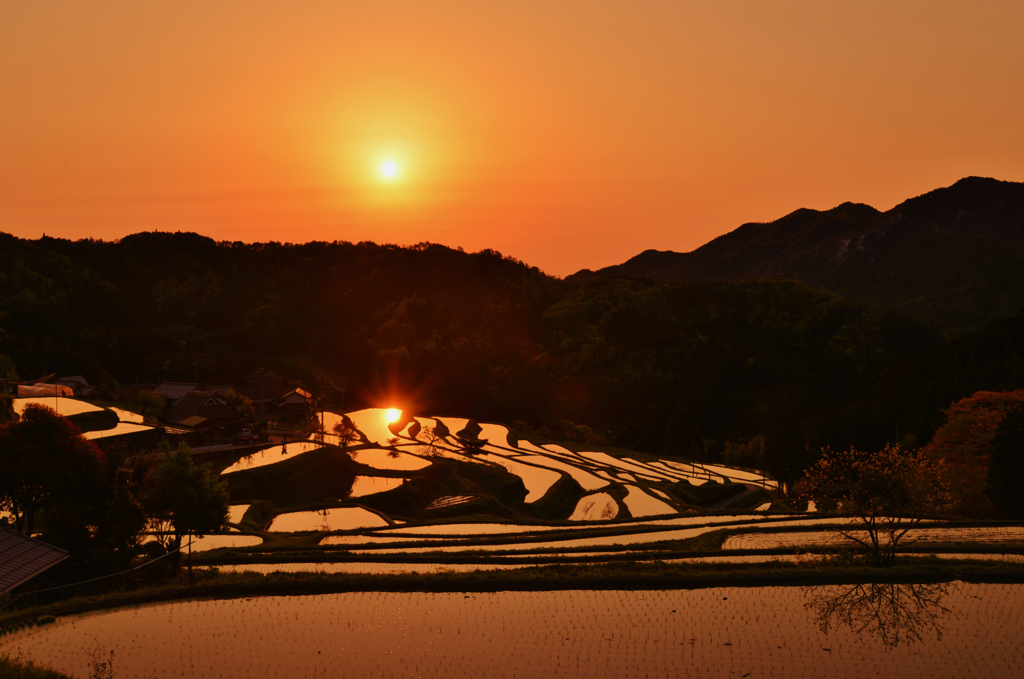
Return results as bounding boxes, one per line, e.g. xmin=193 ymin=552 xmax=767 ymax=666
xmin=0 ymin=654 xmax=72 ymax=679
xmin=5 ymin=558 xmax=1024 ymax=641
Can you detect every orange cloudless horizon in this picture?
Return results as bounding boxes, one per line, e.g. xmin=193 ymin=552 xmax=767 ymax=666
xmin=2 ymin=1 xmax=1023 ymax=276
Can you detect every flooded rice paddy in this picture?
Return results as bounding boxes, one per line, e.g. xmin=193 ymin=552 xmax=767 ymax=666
xmin=350 ymin=448 xmax=431 ymax=471
xmin=350 ymin=475 xmax=406 ymax=498
xmin=220 ymin=441 xmax=323 ymax=474
xmin=345 ymin=518 xmax=848 ymax=555
xmin=140 ymin=534 xmax=264 ymax=553
xmin=314 ymin=408 xmax=780 ymax=519
xmin=5 ymin=583 xmax=1021 ymax=678
xmin=82 ymin=422 xmax=154 ymax=440
xmin=270 ymin=507 xmax=390 ymax=533
xmin=569 ymin=493 xmax=620 ymax=521
xmin=107 ymin=407 xmax=144 ymax=423
xmin=723 ymin=526 xmax=1024 ymax=550
xmin=621 ymin=485 xmax=677 ymax=517
xmin=227 ymin=504 xmax=250 ymax=524
xmin=12 ymin=397 xmax=102 ymax=416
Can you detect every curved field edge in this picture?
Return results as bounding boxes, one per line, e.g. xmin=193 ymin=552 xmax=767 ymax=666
xmin=4 ymin=561 xmax=1024 ymax=638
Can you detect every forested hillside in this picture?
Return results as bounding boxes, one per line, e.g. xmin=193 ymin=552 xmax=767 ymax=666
xmin=2 ymin=230 xmax=1022 ymax=459
xmin=575 ymin=177 xmax=1024 ymax=336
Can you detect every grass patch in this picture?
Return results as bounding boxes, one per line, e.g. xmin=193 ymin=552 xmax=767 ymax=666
xmin=0 ymin=654 xmax=72 ymax=679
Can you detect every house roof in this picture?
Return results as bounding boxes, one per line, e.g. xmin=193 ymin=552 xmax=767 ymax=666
xmin=281 ymin=388 xmax=312 ymax=402
xmin=0 ymin=528 xmax=69 ymax=595
xmin=163 ymin=391 xmax=240 ymax=426
xmin=154 ymin=382 xmax=199 ymax=402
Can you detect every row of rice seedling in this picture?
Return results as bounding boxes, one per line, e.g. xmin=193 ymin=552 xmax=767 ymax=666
xmin=6 ymin=585 xmax=1021 ymax=678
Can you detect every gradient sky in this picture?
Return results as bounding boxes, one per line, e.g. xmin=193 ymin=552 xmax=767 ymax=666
xmin=2 ymin=1 xmax=1023 ymax=275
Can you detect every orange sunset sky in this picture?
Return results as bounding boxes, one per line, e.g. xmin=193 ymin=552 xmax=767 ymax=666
xmin=2 ymin=1 xmax=1023 ymax=276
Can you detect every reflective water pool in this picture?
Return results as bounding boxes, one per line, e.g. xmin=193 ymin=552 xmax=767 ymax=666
xmin=4 ymin=583 xmax=1021 ymax=678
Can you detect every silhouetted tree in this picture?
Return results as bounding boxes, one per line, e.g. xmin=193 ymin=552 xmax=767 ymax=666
xmin=332 ymin=415 xmax=359 ymax=449
xmin=987 ymin=405 xmax=1024 ymax=518
xmin=0 ymin=404 xmax=105 ymax=537
xmin=920 ymin=389 xmax=1024 ymax=517
xmin=803 ymin=444 xmax=950 ymax=567
xmin=145 ymin=441 xmax=229 ymax=571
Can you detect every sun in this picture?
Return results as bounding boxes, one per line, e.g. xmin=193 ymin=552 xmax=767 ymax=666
xmin=380 ymin=160 xmax=399 ymax=178
xmin=385 ymin=408 xmax=402 ymax=423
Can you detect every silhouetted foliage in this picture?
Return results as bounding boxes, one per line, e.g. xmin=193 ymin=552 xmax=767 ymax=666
xmin=920 ymin=389 xmax=1024 ymax=517
xmin=2 ymin=231 xmax=1024 ymax=466
xmin=144 ymin=441 xmax=229 ymax=566
xmin=802 ymin=444 xmax=950 ymax=567
xmin=987 ymin=405 xmax=1024 ymax=518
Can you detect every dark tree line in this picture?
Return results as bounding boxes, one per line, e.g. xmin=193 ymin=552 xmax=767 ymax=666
xmin=0 ymin=404 xmax=228 ymax=579
xmin=2 ymin=231 xmax=1023 ymax=468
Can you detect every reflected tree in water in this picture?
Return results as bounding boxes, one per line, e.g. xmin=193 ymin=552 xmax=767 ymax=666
xmin=805 ymin=582 xmax=949 ymax=649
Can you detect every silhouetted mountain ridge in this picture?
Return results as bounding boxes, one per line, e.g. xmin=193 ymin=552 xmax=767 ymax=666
xmin=573 ymin=177 xmax=1024 ymax=335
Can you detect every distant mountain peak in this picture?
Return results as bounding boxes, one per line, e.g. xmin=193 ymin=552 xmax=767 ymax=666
xmin=572 ymin=177 xmax=1024 ymax=335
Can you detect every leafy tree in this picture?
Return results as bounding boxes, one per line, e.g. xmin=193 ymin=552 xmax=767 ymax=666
xmin=332 ymin=415 xmax=359 ymax=449
xmin=0 ymin=404 xmax=105 ymax=537
xmin=145 ymin=441 xmax=229 ymax=571
xmin=225 ymin=389 xmax=256 ymax=427
xmin=134 ymin=389 xmax=166 ymax=417
xmin=920 ymin=389 xmax=1024 ymax=517
xmin=986 ymin=405 xmax=1024 ymax=518
xmin=802 ymin=444 xmax=950 ymax=567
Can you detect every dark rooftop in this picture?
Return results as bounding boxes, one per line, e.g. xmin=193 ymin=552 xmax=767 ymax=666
xmin=0 ymin=528 xmax=69 ymax=595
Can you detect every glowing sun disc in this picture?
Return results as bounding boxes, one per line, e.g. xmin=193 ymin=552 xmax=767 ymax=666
xmin=381 ymin=161 xmax=399 ymax=178
xmin=385 ymin=408 xmax=402 ymax=423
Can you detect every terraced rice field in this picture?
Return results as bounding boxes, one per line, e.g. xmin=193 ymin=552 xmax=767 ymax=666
xmin=107 ymin=407 xmax=144 ymax=423
xmin=344 ymin=517 xmax=849 ymax=555
xmin=271 ymin=507 xmax=389 ymax=532
xmin=12 ymin=397 xmax=102 ymax=416
xmin=227 ymin=504 xmax=250 ymax=524
xmin=140 ymin=534 xmax=264 ymax=553
xmin=350 ymin=475 xmax=406 ymax=498
xmin=723 ymin=526 xmax=1024 ymax=551
xmin=5 ymin=584 xmax=1021 ymax=678
xmin=295 ymin=408 xmax=776 ymax=523
xmin=569 ymin=493 xmax=620 ymax=521
xmin=219 ymin=441 xmax=324 ymax=474
xmin=82 ymin=422 xmax=154 ymax=440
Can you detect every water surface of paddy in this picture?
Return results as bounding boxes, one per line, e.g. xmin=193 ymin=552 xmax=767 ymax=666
xmin=270 ymin=507 xmax=389 ymax=532
xmin=220 ymin=441 xmax=323 ymax=474
xmin=5 ymin=584 xmax=1020 ymax=678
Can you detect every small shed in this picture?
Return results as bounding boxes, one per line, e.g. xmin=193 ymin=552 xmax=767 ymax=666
xmin=0 ymin=528 xmax=69 ymax=601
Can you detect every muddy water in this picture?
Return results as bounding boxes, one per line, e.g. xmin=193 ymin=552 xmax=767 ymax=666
xmin=4 ymin=583 xmax=1021 ymax=678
